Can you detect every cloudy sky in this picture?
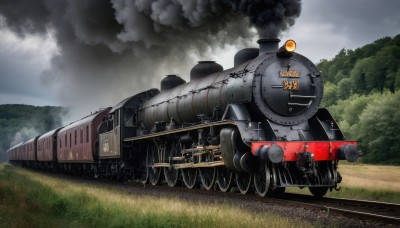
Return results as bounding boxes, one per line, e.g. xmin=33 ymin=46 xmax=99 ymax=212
xmin=0 ymin=0 xmax=399 ymax=120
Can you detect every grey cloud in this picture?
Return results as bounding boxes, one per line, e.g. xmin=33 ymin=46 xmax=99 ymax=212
xmin=280 ymin=0 xmax=400 ymax=63
xmin=310 ymin=0 xmax=400 ymax=43
xmin=0 ymin=40 xmax=49 ymax=99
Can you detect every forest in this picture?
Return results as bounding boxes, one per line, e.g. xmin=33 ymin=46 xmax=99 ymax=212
xmin=0 ymin=35 xmax=399 ymax=165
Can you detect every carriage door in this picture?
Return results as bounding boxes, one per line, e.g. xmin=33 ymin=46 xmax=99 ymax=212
xmin=113 ymin=109 xmax=121 ymax=156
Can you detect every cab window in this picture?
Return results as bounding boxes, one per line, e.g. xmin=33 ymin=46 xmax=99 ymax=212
xmin=124 ymin=108 xmax=137 ymax=127
xmin=114 ymin=110 xmax=119 ymax=128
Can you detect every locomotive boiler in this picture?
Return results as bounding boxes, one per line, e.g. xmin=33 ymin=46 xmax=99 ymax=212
xmin=139 ymin=39 xmax=322 ymax=128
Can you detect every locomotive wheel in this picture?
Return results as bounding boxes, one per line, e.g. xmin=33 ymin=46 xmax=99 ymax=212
xmin=217 ymin=166 xmax=233 ymax=192
xmin=199 ymin=167 xmax=216 ymax=190
xmin=164 ymin=166 xmax=179 ymax=187
xmin=164 ymin=141 xmax=179 ymax=187
xmin=309 ymin=187 xmax=329 ymax=198
xmin=148 ymin=143 xmax=162 ymax=185
xmin=254 ymin=161 xmax=271 ymax=197
xmin=182 ymin=168 xmax=198 ymax=189
xmin=235 ymin=172 xmax=252 ymax=194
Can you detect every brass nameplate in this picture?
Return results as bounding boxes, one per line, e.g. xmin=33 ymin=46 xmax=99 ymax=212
xmin=283 ymin=80 xmax=300 ymax=90
xmin=280 ymin=70 xmax=300 ymax=78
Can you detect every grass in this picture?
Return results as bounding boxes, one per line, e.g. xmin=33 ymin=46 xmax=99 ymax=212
xmin=286 ymin=162 xmax=400 ymax=203
xmin=0 ymin=164 xmax=314 ymax=228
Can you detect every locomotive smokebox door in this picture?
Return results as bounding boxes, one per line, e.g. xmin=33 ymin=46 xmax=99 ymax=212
xmin=262 ymin=59 xmax=315 ymax=116
xmin=253 ymin=53 xmax=323 ymax=125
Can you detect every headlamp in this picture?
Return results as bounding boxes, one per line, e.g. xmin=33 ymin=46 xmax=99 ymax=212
xmin=284 ymin=39 xmax=296 ymax=52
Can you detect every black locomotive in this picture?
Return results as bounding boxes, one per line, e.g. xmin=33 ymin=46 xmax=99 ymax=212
xmin=8 ymin=38 xmax=359 ymax=198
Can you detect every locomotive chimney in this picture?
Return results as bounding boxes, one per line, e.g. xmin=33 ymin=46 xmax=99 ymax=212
xmin=258 ymin=38 xmax=280 ymax=55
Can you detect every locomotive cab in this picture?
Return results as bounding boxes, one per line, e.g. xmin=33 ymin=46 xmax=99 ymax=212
xmin=98 ymin=89 xmax=159 ymax=159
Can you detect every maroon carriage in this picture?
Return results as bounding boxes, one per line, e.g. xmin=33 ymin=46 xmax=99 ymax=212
xmin=37 ymin=127 xmax=63 ymax=169
xmin=57 ymin=108 xmax=110 ymax=163
xmin=24 ymin=136 xmax=40 ymax=162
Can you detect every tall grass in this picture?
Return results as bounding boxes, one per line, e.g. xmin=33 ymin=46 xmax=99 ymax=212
xmin=0 ymin=165 xmax=314 ymax=227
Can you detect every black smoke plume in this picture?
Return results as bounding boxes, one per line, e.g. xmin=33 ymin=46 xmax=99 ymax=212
xmin=0 ymin=0 xmax=301 ymax=116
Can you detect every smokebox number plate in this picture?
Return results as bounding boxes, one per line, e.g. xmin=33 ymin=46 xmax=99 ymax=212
xmin=283 ymin=80 xmax=300 ymax=90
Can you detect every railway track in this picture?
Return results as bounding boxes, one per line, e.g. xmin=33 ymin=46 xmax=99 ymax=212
xmin=275 ymin=193 xmax=400 ymax=225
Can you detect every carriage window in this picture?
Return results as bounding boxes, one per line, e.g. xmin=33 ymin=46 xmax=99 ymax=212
xmin=80 ymin=129 xmax=83 ymax=143
xmin=70 ymin=133 xmax=72 ymax=148
xmin=75 ymin=130 xmax=77 ymax=145
xmin=86 ymin=126 xmax=89 ymax=143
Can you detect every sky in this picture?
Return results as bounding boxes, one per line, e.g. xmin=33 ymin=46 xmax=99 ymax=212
xmin=0 ymin=0 xmax=399 ymax=121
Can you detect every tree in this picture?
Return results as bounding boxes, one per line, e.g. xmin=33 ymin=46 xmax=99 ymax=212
xmin=350 ymin=57 xmax=373 ymax=94
xmin=356 ymin=92 xmax=400 ymax=164
xmin=328 ymin=94 xmax=372 ymax=139
xmin=395 ymin=71 xmax=400 ymax=91
xmin=337 ymin=78 xmax=352 ymax=100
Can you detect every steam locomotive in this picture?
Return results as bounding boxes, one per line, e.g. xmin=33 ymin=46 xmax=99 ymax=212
xmin=7 ymin=38 xmax=359 ymax=198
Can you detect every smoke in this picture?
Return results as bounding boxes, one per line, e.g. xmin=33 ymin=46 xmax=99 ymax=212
xmin=224 ymin=0 xmax=302 ymax=37
xmin=10 ymin=127 xmax=40 ymax=148
xmin=0 ymin=0 xmax=301 ymax=117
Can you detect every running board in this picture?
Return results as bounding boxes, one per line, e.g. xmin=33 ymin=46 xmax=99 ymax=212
xmin=152 ymin=161 xmax=224 ymax=169
xmin=124 ymin=120 xmax=235 ymax=142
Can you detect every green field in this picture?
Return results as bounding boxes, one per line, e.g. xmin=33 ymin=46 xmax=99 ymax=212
xmin=286 ymin=163 xmax=400 ymax=203
xmin=0 ymin=164 xmax=313 ymax=228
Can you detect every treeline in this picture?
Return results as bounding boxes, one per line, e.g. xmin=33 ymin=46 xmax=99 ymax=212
xmin=0 ymin=104 xmax=67 ymax=162
xmin=318 ymin=35 xmax=400 ymax=165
